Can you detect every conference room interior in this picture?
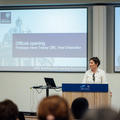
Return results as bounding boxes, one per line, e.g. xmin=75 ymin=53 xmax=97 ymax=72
xmin=0 ymin=0 xmax=120 ymax=119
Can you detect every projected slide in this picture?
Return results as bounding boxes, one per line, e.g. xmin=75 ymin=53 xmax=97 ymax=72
xmin=115 ymin=7 xmax=120 ymax=72
xmin=0 ymin=8 xmax=87 ymax=72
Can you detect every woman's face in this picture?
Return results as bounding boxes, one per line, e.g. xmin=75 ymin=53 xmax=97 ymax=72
xmin=89 ymin=60 xmax=98 ymax=70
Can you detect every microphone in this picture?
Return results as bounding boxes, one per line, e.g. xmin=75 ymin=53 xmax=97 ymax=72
xmin=93 ymin=73 xmax=95 ymax=82
xmin=32 ymin=85 xmax=43 ymax=89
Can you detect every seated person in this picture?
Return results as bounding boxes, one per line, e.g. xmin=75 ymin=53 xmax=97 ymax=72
xmin=71 ymin=97 xmax=89 ymax=119
xmin=37 ymin=95 xmax=72 ymax=120
xmin=83 ymin=107 xmax=118 ymax=120
xmin=0 ymin=99 xmax=19 ymax=120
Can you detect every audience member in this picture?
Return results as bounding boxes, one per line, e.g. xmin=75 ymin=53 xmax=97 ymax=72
xmin=37 ymin=95 xmax=72 ymax=120
xmin=0 ymin=99 xmax=19 ymax=120
xmin=116 ymin=111 xmax=120 ymax=120
xmin=83 ymin=107 xmax=118 ymax=120
xmin=71 ymin=97 xmax=89 ymax=119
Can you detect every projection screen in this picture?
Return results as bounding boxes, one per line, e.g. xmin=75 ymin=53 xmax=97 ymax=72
xmin=0 ymin=7 xmax=87 ymax=72
xmin=115 ymin=7 xmax=120 ymax=72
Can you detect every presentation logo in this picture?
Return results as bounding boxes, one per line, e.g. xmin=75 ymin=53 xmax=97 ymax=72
xmin=0 ymin=12 xmax=11 ymax=24
xmin=80 ymin=84 xmax=90 ymax=91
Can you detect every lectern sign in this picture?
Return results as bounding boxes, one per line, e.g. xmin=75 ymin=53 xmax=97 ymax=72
xmin=62 ymin=84 xmax=108 ymax=92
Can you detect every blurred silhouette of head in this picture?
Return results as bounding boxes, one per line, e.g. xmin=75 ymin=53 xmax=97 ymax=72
xmin=83 ymin=107 xmax=118 ymax=120
xmin=0 ymin=99 xmax=19 ymax=120
xmin=116 ymin=111 xmax=120 ymax=120
xmin=96 ymin=107 xmax=118 ymax=120
xmin=71 ymin=97 xmax=89 ymax=119
xmin=37 ymin=95 xmax=71 ymax=120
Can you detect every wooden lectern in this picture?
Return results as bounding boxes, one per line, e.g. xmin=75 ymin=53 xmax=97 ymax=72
xmin=62 ymin=84 xmax=111 ymax=109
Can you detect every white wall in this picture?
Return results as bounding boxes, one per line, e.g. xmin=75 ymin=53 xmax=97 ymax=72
xmin=107 ymin=73 xmax=120 ymax=110
xmin=0 ymin=5 xmax=120 ymax=112
xmin=0 ymin=72 xmax=84 ymax=112
xmin=0 ymin=72 xmax=120 ymax=112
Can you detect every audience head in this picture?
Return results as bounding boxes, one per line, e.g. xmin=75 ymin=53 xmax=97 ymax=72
xmin=0 ymin=99 xmax=19 ymax=120
xmin=37 ymin=95 xmax=71 ymax=120
xmin=71 ymin=97 xmax=89 ymax=119
xmin=83 ymin=107 xmax=118 ymax=120
xmin=116 ymin=111 xmax=120 ymax=120
xmin=96 ymin=107 xmax=118 ymax=120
